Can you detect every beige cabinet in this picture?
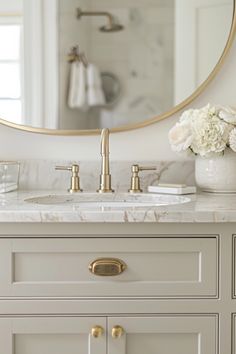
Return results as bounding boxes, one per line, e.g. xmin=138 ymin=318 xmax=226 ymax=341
xmin=108 ymin=316 xmax=217 ymax=354
xmin=0 ymin=236 xmax=218 ymax=298
xmin=233 ymin=315 xmax=236 ymax=354
xmin=0 ymin=222 xmax=232 ymax=354
xmin=232 ymin=235 xmax=236 ymax=298
xmin=0 ymin=317 xmax=106 ymax=354
xmin=0 ymin=316 xmax=217 ymax=354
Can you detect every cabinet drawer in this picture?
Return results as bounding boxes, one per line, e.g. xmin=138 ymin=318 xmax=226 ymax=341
xmin=0 ymin=236 xmax=218 ymax=298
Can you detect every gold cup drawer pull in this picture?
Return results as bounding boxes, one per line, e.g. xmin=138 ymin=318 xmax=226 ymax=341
xmin=91 ymin=325 xmax=104 ymax=338
xmin=112 ymin=325 xmax=125 ymax=339
xmin=89 ymin=258 xmax=127 ymax=276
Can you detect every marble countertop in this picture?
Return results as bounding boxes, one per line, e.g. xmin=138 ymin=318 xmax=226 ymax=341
xmin=0 ymin=190 xmax=236 ymax=223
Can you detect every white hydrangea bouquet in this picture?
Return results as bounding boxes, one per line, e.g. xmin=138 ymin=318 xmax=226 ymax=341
xmin=168 ymin=104 xmax=236 ymax=192
xmin=168 ymin=104 xmax=236 ymax=157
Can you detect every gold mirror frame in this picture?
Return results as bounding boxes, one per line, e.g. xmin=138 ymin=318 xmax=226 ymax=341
xmin=0 ymin=3 xmax=235 ymax=136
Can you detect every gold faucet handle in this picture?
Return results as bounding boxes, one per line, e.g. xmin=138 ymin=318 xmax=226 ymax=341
xmin=138 ymin=166 xmax=157 ymax=172
xmin=55 ymin=166 xmax=74 ymax=172
xmin=55 ymin=164 xmax=83 ymax=193
xmin=128 ymin=164 xmax=157 ymax=193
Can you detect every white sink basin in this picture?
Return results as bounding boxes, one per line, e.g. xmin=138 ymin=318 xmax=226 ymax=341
xmin=24 ymin=193 xmax=191 ymax=209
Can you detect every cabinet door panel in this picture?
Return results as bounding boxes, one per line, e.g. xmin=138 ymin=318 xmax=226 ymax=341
xmin=0 ymin=237 xmax=218 ymax=298
xmin=233 ymin=314 xmax=236 ymax=354
xmin=0 ymin=317 xmax=106 ymax=354
xmin=108 ymin=316 xmax=217 ymax=354
xmin=232 ymin=236 xmax=236 ymax=298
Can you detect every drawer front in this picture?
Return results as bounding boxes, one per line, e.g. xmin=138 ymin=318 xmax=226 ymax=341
xmin=0 ymin=236 xmax=218 ymax=298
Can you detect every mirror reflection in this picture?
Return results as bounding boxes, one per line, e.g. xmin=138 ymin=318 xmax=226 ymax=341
xmin=0 ymin=0 xmax=234 ymax=131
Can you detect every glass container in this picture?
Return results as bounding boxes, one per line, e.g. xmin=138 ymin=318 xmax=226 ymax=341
xmin=0 ymin=161 xmax=20 ymax=193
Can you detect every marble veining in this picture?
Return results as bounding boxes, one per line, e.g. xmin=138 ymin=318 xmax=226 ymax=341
xmin=18 ymin=159 xmax=195 ymax=192
xmin=1 ymin=190 xmax=236 ymax=223
xmin=0 ymin=159 xmax=206 ymax=223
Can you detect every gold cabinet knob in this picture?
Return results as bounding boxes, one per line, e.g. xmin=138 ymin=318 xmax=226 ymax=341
xmin=91 ymin=325 xmax=104 ymax=338
xmin=111 ymin=325 xmax=124 ymax=339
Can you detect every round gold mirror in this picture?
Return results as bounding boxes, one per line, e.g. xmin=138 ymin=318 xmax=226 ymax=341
xmin=0 ymin=0 xmax=235 ymax=135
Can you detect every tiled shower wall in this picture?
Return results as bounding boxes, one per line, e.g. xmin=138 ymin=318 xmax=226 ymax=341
xmin=59 ymin=0 xmax=174 ymax=129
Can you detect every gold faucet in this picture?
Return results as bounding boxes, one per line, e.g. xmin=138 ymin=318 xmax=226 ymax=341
xmin=97 ymin=128 xmax=114 ymax=193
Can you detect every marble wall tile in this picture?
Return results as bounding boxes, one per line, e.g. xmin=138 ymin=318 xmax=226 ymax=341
xmin=58 ymin=0 xmax=175 ymax=129
xmin=18 ymin=160 xmax=195 ymax=192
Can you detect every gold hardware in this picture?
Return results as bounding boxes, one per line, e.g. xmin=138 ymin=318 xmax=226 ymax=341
xmin=67 ymin=45 xmax=88 ymax=67
xmin=55 ymin=164 xmax=83 ymax=193
xmin=1 ymin=6 xmax=235 ymax=136
xmin=77 ymin=8 xmax=123 ymax=33
xmin=97 ymin=128 xmax=114 ymax=193
xmin=89 ymin=258 xmax=126 ymax=276
xmin=128 ymin=164 xmax=157 ymax=193
xmin=91 ymin=325 xmax=104 ymax=338
xmin=1 ymin=9 xmax=235 ymax=136
xmin=1 ymin=8 xmax=235 ymax=136
xmin=111 ymin=326 xmax=124 ymax=339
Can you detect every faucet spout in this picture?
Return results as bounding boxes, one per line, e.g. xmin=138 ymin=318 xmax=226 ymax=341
xmin=101 ymin=128 xmax=110 ymax=175
xmin=98 ymin=128 xmax=114 ymax=193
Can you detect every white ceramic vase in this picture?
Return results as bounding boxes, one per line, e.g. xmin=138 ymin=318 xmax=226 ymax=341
xmin=195 ymin=149 xmax=236 ymax=193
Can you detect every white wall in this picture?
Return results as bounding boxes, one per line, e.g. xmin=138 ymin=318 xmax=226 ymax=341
xmin=0 ymin=0 xmax=22 ymax=13
xmin=0 ymin=37 xmax=236 ymax=162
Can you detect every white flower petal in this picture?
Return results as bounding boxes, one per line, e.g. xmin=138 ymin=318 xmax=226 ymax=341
xmin=168 ymin=121 xmax=193 ymax=153
xmin=229 ymin=128 xmax=236 ymax=152
xmin=169 ymin=104 xmax=233 ymax=157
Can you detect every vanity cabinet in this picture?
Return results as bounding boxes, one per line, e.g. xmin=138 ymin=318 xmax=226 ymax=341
xmin=0 ymin=316 xmax=217 ymax=354
xmin=0 ymin=222 xmax=235 ymax=354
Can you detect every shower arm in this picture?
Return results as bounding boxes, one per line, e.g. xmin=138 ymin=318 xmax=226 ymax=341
xmin=77 ymin=8 xmax=114 ymax=28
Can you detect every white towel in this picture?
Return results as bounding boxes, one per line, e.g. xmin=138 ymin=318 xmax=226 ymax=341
xmin=68 ymin=62 xmax=88 ymax=111
xmin=87 ymin=64 xmax=106 ymax=107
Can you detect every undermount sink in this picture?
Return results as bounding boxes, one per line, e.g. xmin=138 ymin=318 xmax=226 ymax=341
xmin=24 ymin=193 xmax=191 ymax=209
